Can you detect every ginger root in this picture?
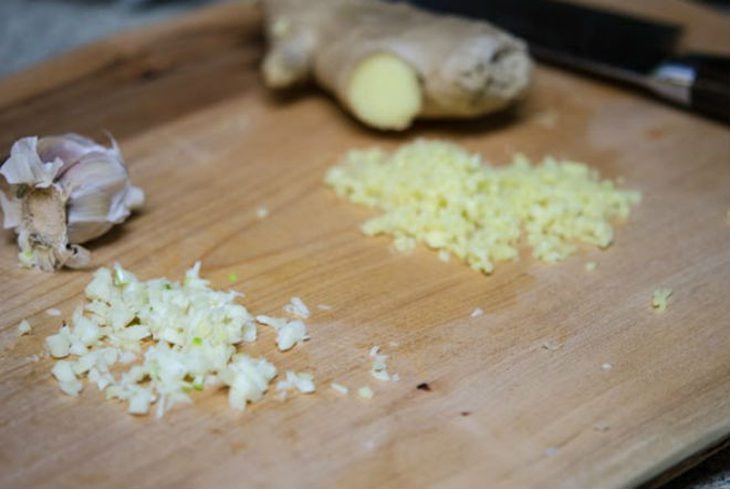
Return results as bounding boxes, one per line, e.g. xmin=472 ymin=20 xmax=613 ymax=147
xmin=261 ymin=0 xmax=533 ymax=130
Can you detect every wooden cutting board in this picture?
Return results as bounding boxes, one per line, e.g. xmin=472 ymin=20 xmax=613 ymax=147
xmin=1 ymin=2 xmax=729 ymax=488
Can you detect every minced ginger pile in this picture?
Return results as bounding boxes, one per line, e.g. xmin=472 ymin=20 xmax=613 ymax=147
xmin=325 ymin=139 xmax=641 ymax=273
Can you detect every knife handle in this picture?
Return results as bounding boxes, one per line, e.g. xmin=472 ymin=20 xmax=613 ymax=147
xmin=658 ymin=55 xmax=730 ymax=124
xmin=684 ymin=55 xmax=730 ymax=124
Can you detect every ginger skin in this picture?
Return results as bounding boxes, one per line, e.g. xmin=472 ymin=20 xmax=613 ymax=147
xmin=261 ymin=0 xmax=533 ymax=130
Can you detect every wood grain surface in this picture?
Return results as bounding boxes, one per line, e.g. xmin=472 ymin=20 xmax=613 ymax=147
xmin=1 ymin=2 xmax=729 ymax=488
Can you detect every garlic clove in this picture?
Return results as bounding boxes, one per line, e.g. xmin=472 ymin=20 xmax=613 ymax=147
xmin=64 ymin=245 xmax=91 ymax=269
xmin=66 ymin=221 xmax=114 ymax=247
xmin=0 ymin=137 xmax=63 ymax=188
xmin=0 ymin=133 xmax=144 ymax=271
xmin=62 ymin=151 xmax=127 ymax=197
xmin=107 ymin=185 xmax=141 ymax=224
xmin=123 ymin=186 xmax=144 ymax=212
xmin=0 ymin=180 xmax=22 ymax=229
xmin=37 ymin=134 xmax=101 ymax=174
xmin=62 ymin=150 xmax=142 ymax=244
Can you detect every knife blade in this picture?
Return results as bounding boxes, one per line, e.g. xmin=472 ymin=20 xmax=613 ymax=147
xmin=405 ymin=0 xmax=730 ymax=124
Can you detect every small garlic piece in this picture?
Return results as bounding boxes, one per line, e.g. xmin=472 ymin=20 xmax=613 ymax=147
xmin=0 ymin=134 xmax=144 ymax=271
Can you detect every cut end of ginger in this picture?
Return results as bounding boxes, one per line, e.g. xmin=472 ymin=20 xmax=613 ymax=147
xmin=325 ymin=139 xmax=641 ymax=275
xmin=346 ymin=53 xmax=422 ymax=130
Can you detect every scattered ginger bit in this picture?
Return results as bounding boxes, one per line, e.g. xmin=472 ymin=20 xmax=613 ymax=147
xmin=358 ymin=386 xmax=374 ymax=399
xmin=652 ymin=287 xmax=673 ymax=313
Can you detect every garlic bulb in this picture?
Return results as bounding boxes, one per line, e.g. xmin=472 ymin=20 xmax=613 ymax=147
xmin=0 ymin=134 xmax=144 ymax=271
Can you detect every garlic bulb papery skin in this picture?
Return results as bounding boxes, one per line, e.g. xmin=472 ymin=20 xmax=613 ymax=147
xmin=0 ymin=134 xmax=144 ymax=272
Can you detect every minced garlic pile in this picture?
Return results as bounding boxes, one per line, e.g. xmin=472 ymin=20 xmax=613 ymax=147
xmin=46 ymin=263 xmax=314 ymax=417
xmin=325 ymin=139 xmax=641 ymax=273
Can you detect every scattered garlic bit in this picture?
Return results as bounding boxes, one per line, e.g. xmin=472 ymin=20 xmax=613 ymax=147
xmin=652 ymin=287 xmax=673 ymax=313
xmin=325 ymin=139 xmax=640 ymax=274
xmin=52 ymin=360 xmax=83 ymax=397
xmin=128 ymin=389 xmax=155 ymax=415
xmin=45 ymin=330 xmax=70 ymax=358
xmin=270 ymin=16 xmax=291 ymax=37
xmin=601 ymin=363 xmax=613 ymax=371
xmin=255 ymin=315 xmax=288 ymax=330
xmin=544 ymin=447 xmax=559 ymax=457
xmin=277 ymin=320 xmax=308 ymax=351
xmin=46 ymin=308 xmax=62 ymax=317
xmin=371 ymin=370 xmax=390 ymax=382
xmin=283 ymin=296 xmax=310 ymax=319
xmin=533 ymin=109 xmax=558 ymax=129
xmin=470 ymin=307 xmax=484 ymax=318
xmin=17 ymin=319 xmax=31 ymax=336
xmin=27 ymin=354 xmax=40 ymax=363
xmin=438 ymin=250 xmax=450 ymax=262
xmin=317 ymin=304 xmax=333 ymax=311
xmin=0 ymin=134 xmax=144 ymax=271
xmin=358 ymin=386 xmax=374 ymax=399
xmin=331 ymin=382 xmax=349 ymax=395
xmin=256 ymin=206 xmax=269 ymax=219
xmin=45 ymin=262 xmax=282 ymax=417
xmin=276 ymin=371 xmax=316 ymax=394
xmin=585 ymin=261 xmax=597 ymax=272
xmin=542 ymin=339 xmax=562 ymax=351
xmin=221 ymin=355 xmax=277 ymax=412
xmin=255 ymin=315 xmax=309 ymax=352
xmin=369 ymin=345 xmax=396 ymax=382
